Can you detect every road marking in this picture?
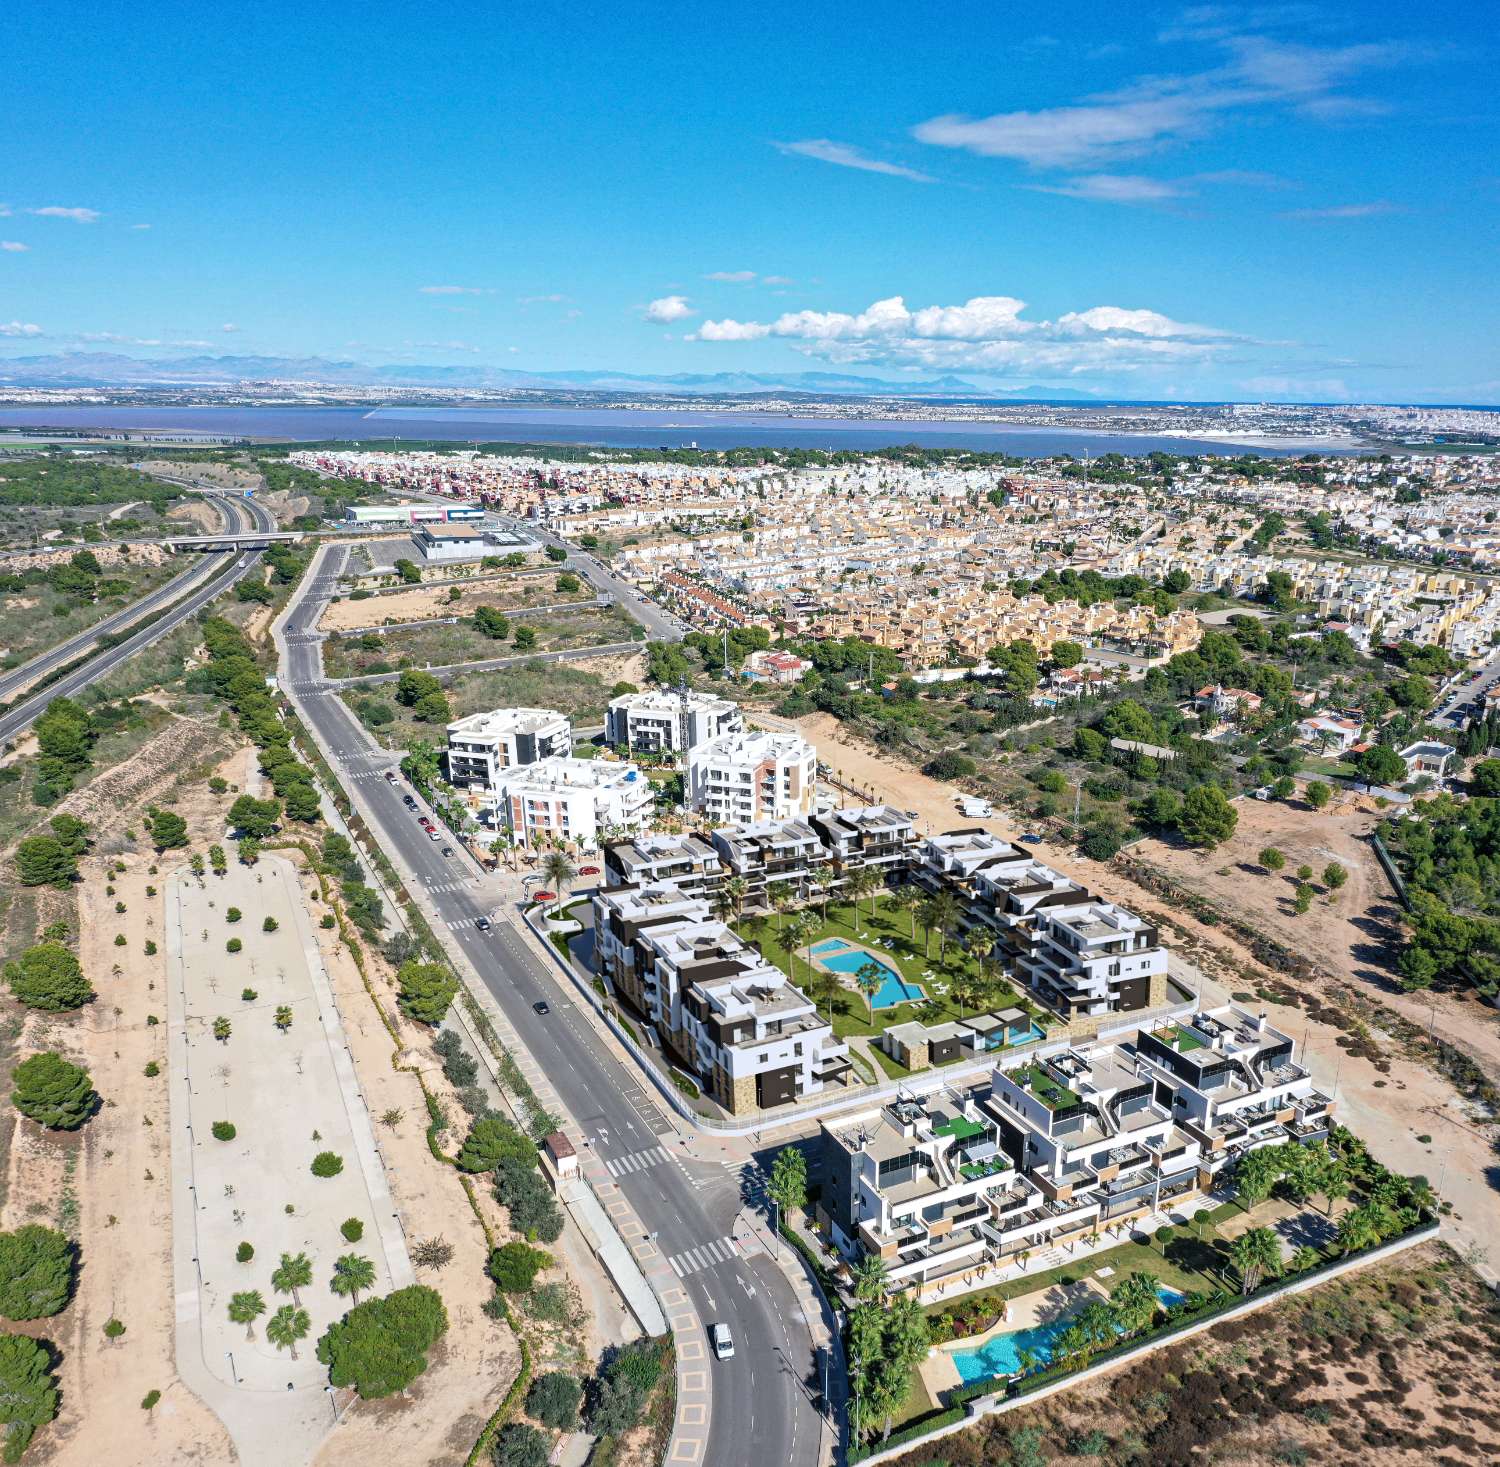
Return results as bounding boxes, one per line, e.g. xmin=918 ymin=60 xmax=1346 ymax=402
xmin=665 ymin=1237 xmax=737 ymax=1277
xmin=605 ymin=1145 xmax=670 ymax=1177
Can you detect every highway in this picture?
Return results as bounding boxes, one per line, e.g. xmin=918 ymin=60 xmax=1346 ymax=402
xmin=280 ymin=545 xmax=826 ymax=1467
xmin=0 ymin=491 xmax=277 ymax=743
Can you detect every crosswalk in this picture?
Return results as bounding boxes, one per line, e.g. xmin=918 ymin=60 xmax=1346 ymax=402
xmin=446 ymin=917 xmax=487 ymax=932
xmin=424 ymin=878 xmax=469 ymax=895
xmin=604 ymin=1145 xmax=670 ymax=1178
xmin=666 ymin=1236 xmax=740 ymax=1278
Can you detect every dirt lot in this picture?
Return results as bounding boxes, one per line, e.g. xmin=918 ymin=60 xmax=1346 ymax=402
xmin=892 ymin=1242 xmax=1500 ymax=1467
xmin=791 ymin=713 xmax=1500 ymax=1281
xmin=318 ymin=574 xmax=593 ymax=633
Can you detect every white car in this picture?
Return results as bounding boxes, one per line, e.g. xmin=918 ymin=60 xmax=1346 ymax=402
xmin=711 ymin=1323 xmax=734 ymax=1361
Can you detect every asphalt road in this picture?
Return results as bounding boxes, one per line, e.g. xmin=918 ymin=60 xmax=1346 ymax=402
xmin=0 ymin=491 xmax=276 ymax=743
xmin=280 ymin=545 xmax=825 ymax=1467
xmin=1434 ymin=647 xmax=1500 ymax=727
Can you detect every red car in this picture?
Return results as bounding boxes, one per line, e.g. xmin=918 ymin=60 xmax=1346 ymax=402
xmin=532 ymin=890 xmax=556 ymax=902
xmin=578 ymin=865 xmax=600 ymax=876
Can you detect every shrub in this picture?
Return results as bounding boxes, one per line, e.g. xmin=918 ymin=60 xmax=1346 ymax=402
xmin=236 ymin=1242 xmax=254 ymax=1263
xmin=225 ymin=938 xmax=242 ymax=954
xmin=143 ymin=1061 xmax=159 ymax=1078
xmin=340 ymin=1218 xmax=364 ymax=1243
xmin=493 ymin=1422 xmax=550 ymax=1467
xmin=526 ymin=1371 xmax=582 ymax=1431
xmin=0 ymin=1332 xmax=59 ymax=1461
xmin=225 ymin=907 xmax=242 ymax=924
xmin=140 ymin=1389 xmax=161 ymax=1411
xmin=314 ymin=1284 xmax=447 ymax=1399
xmin=103 ymin=1318 xmax=125 ymax=1340
xmin=211 ymin=1121 xmax=237 ymax=1142
xmin=241 ymin=988 xmax=257 ymax=1001
xmin=493 ymin=1422 xmax=549 ymax=1467
xmin=397 ymin=960 xmax=458 ymax=1026
xmin=4 ymin=943 xmax=93 ymax=1012
xmin=0 ymin=1225 xmax=75 ymax=1321
xmin=262 ymin=916 xmax=278 ymax=933
xmin=11 ymin=1052 xmax=95 ymax=1131
xmin=310 ymin=1151 xmax=344 ymax=1179
xmin=488 ymin=1241 xmax=550 ymax=1294
xmin=144 ymin=940 xmax=157 ymax=956
xmin=457 ymin=1114 xmax=534 ymax=1174
xmin=320 ymin=914 xmax=336 ymax=929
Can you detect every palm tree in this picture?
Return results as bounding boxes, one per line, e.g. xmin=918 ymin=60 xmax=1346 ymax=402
xmin=811 ymin=866 xmax=837 ymax=921
xmin=722 ymin=875 xmax=749 ymax=921
xmin=330 ymin=1253 xmax=377 ymax=1306
xmin=927 ymin=889 xmax=961 ymax=963
xmin=266 ymin=1304 xmax=311 ymax=1360
xmin=948 ymin=972 xmax=981 ymax=1021
xmin=850 ymin=866 xmax=882 ymax=924
xmin=273 ymin=1005 xmax=293 ymax=1033
xmin=805 ymin=965 xmax=843 ymax=1022
xmin=212 ymin=1016 xmax=232 ymax=1044
xmin=892 ymin=883 xmax=924 ymax=942
xmin=768 ymin=881 xmax=796 ymax=933
xmin=962 ymin=928 xmax=994 ymax=988
xmin=227 ymin=1289 xmax=265 ymax=1340
xmin=1108 ymin=1271 xmax=1161 ymax=1336
xmin=1228 ymin=1226 xmax=1283 ymax=1294
xmin=710 ymin=886 xmax=738 ymax=924
xmin=541 ymin=850 xmax=576 ymax=898
xmin=855 ymin=960 xmax=885 ymax=1021
xmin=1335 ymin=1202 xmax=1386 ymax=1256
xmin=786 ymin=912 xmax=819 ymax=985
xmin=271 ymin=1251 xmax=313 ymax=1307
xmin=851 ymin=1255 xmax=888 ymax=1302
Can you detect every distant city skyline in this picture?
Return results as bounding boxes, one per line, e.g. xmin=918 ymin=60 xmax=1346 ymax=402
xmin=2 ymin=1 xmax=1496 ymax=402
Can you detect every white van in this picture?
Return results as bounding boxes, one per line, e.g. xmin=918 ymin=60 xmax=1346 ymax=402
xmin=711 ymin=1323 xmax=734 ymax=1360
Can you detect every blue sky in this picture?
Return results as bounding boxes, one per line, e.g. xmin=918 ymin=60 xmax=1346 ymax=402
xmin=1 ymin=1 xmax=1496 ymax=401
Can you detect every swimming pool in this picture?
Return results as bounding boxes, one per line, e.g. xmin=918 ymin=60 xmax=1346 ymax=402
xmin=810 ymin=944 xmax=924 ymax=1008
xmin=949 ymin=1285 xmax=1187 ymax=1385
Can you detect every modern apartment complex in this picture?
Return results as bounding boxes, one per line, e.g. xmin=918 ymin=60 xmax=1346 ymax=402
xmin=591 ymin=882 xmax=850 ymax=1112
xmin=445 ymin=707 xmax=573 ymax=787
xmin=685 ymin=729 xmax=818 ymax=823
xmin=819 ymin=1005 xmax=1333 ymax=1301
xmin=470 ymin=756 xmax=654 ymax=850
xmin=604 ymin=686 xmax=742 ymax=760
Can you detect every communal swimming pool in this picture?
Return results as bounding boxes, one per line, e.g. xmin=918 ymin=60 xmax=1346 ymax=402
xmin=808 ymin=940 xmax=924 ymax=1008
xmin=949 ymin=1286 xmax=1187 ymax=1385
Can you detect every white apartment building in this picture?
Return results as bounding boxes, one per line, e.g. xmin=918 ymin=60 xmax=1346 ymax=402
xmin=604 ymin=686 xmax=742 ymax=759
xmin=686 ymin=730 xmax=817 ymax=824
xmin=1019 ymin=898 xmax=1168 ymax=1017
xmin=476 ymin=756 xmax=654 ymax=851
xmin=446 ymin=707 xmax=573 ymax=788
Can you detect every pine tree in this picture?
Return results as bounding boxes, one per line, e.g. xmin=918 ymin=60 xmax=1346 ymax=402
xmin=11 ymin=1052 xmax=95 ymax=1130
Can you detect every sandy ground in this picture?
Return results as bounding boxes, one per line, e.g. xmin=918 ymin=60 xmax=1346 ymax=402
xmin=319 ymin=576 xmax=589 ymax=633
xmin=792 ymin=711 xmax=1500 ymax=1281
xmin=298 ymin=856 xmax=520 ymax=1466
xmin=7 ymin=757 xmax=245 ymax=1466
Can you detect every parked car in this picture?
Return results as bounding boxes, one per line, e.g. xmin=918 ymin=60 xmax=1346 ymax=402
xmin=578 ymin=865 xmax=600 ymax=876
xmin=532 ymin=890 xmax=556 ymax=902
xmin=427 ymin=830 xmax=441 ymax=841
xmin=1020 ymin=832 xmax=1043 ymax=844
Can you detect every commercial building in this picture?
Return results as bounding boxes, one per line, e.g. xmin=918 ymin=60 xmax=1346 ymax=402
xmin=604 ymin=686 xmax=743 ymax=759
xmin=472 ymin=756 xmax=654 ymax=851
xmin=344 ymin=502 xmax=485 ymax=525
xmin=686 ymin=729 xmax=817 ymax=823
xmin=445 ymin=708 xmax=572 ymax=788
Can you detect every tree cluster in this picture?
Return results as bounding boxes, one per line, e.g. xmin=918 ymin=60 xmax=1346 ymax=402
xmin=314 ymin=1284 xmax=447 ymax=1398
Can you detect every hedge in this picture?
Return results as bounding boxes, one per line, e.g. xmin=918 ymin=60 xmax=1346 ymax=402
xmin=848 ymin=1408 xmax=965 ymax=1462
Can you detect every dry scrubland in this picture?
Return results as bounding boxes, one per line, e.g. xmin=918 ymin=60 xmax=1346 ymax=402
xmin=317 ymin=571 xmax=595 ymax=633
xmin=890 ymin=1243 xmax=1500 ymax=1467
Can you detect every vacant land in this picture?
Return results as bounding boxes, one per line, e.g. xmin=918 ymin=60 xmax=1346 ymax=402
xmin=892 ymin=1242 xmax=1500 ymax=1467
xmin=345 ymin=648 xmax=643 ymax=751
xmin=319 ymin=571 xmax=593 ymax=633
xmin=325 ymin=602 xmax=639 ymax=681
xmin=0 ymin=555 xmax=182 ymax=672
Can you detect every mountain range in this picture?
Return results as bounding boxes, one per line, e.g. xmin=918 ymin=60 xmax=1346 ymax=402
xmin=0 ymin=351 xmax=1095 ymax=399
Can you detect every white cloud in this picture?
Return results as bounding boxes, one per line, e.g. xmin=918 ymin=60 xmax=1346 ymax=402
xmin=1028 ymin=173 xmax=1185 ymax=204
xmin=1280 ymin=200 xmax=1402 ymax=219
xmin=78 ymin=332 xmax=162 ymax=346
xmin=761 ymin=275 xmax=796 ymax=286
xmin=0 ymin=241 xmax=28 ymax=252
xmin=172 ymin=339 xmax=212 ymax=349
xmin=705 ymin=270 xmax=758 ymax=283
xmin=29 ymin=206 xmax=100 ymax=223
xmin=913 ymin=32 xmax=1415 ymax=169
xmin=690 ymin=292 xmax=1236 ymax=375
xmin=130 ymin=223 xmax=151 ymax=230
xmin=418 ymin=284 xmax=493 ymax=295
xmin=220 ymin=323 xmax=240 ymax=333
xmin=519 ymin=293 xmax=571 ymax=305
xmin=0 ymin=322 xmax=43 ymax=338
xmin=406 ymin=339 xmax=481 ymax=353
xmin=0 ymin=205 xmax=11 ymax=218
xmin=774 ymin=139 xmax=935 ymax=183
xmin=644 ymin=295 xmax=695 ymax=323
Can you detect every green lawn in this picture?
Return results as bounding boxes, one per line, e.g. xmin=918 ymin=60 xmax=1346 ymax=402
xmin=741 ymin=893 xmax=1046 ymax=1045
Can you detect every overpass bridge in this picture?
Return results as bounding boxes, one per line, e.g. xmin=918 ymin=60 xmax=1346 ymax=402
xmin=162 ymin=530 xmax=304 ymax=551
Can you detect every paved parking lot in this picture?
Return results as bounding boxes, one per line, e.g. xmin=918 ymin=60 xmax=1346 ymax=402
xmin=167 ymin=854 xmax=411 ymax=1457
